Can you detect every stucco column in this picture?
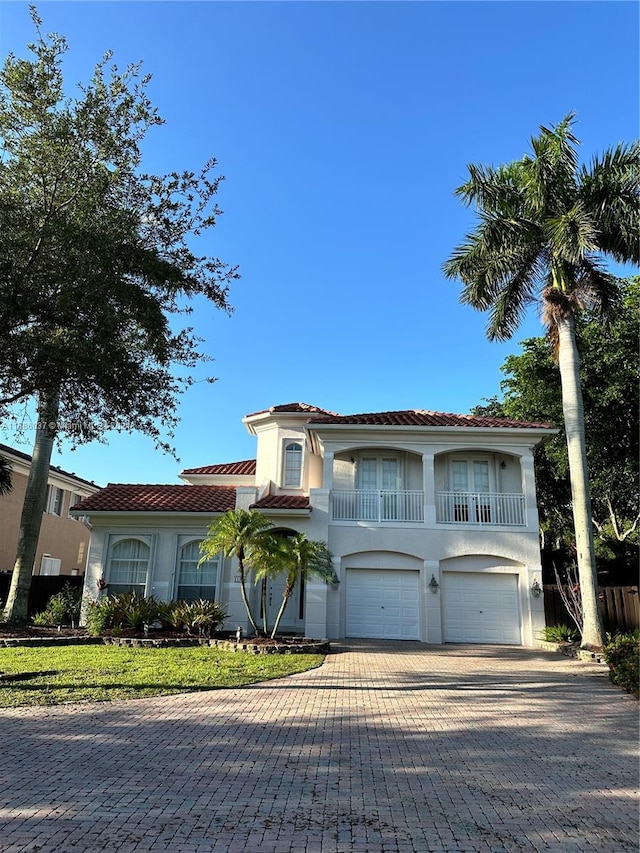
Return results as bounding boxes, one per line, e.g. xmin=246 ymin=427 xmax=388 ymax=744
xmin=424 ymin=559 xmax=442 ymax=644
xmin=322 ymin=450 xmax=334 ymax=490
xmin=526 ymin=564 xmax=546 ymax=646
xmin=520 ymin=452 xmax=539 ymax=530
xmin=422 ymin=452 xmax=435 ymax=525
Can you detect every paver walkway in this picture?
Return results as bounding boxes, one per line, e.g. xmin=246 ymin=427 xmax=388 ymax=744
xmin=0 ymin=641 xmax=637 ymax=853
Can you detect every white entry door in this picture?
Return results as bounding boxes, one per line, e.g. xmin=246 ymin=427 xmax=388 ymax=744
xmin=442 ymin=572 xmax=521 ymax=644
xmin=266 ymin=574 xmax=302 ymax=633
xmin=346 ymin=569 xmax=419 ymax=639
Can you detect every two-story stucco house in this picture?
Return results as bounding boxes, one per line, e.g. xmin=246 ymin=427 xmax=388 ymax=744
xmin=75 ymin=403 xmax=555 ymax=646
xmin=0 ymin=443 xmax=100 ymax=577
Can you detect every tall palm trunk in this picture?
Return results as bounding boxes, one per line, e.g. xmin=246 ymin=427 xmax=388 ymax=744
xmin=236 ymin=550 xmax=260 ymax=635
xmin=556 ymin=316 xmax=604 ymax=648
xmin=3 ymin=391 xmax=60 ymax=623
xmin=270 ymin=575 xmax=294 ymax=639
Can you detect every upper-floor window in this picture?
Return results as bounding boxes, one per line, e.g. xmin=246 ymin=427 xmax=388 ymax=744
xmin=68 ymin=492 xmax=82 ymax=519
xmin=45 ymin=485 xmax=64 ymax=516
xmin=356 ymin=456 xmax=401 ymax=491
xmin=283 ymin=442 xmax=303 ymax=488
xmin=177 ymin=540 xmax=219 ymax=602
xmin=107 ymin=538 xmax=149 ymax=596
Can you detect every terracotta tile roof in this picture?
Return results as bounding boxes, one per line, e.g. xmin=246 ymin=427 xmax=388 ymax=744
xmin=307 ymin=409 xmax=554 ymax=429
xmin=250 ymin=495 xmax=312 ymax=511
xmin=181 ymin=459 xmax=256 ymax=476
xmin=245 ymin=402 xmax=339 ymax=418
xmin=72 ymin=483 xmax=237 ymax=513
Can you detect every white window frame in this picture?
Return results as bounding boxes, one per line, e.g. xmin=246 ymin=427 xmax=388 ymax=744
xmin=175 ymin=539 xmax=220 ymax=602
xmin=46 ymin=485 xmax=64 ymax=516
xmin=447 ymin=455 xmax=494 ymax=493
xmin=40 ymin=555 xmax=61 ymax=576
xmin=106 ymin=536 xmax=151 ymax=596
xmin=355 ymin=453 xmax=403 ymax=490
xmin=282 ymin=441 xmax=303 ymax=488
xmin=68 ymin=492 xmax=82 ymax=519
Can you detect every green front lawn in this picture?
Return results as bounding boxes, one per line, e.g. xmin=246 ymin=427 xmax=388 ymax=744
xmin=0 ymin=645 xmax=325 ymax=708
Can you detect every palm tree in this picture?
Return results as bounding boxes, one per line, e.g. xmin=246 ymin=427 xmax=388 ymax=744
xmin=256 ymin=532 xmax=333 ymax=639
xmin=0 ymin=456 xmax=12 ymax=495
xmin=443 ymin=113 xmax=639 ymax=649
xmin=200 ymin=509 xmax=274 ymax=635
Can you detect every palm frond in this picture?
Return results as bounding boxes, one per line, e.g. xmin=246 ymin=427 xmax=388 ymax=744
xmin=445 ymin=212 xmax=543 ymax=315
xmin=454 ymin=162 xmax=522 ymax=213
xmin=573 ymin=257 xmax=622 ymax=320
xmin=485 ymin=259 xmax=542 ymax=342
xmin=579 ymin=141 xmax=640 ymax=264
xmin=544 ymin=201 xmax=598 ymax=264
xmin=524 ymin=114 xmax=580 ymax=216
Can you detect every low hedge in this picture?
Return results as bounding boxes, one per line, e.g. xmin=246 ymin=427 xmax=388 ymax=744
xmin=603 ymin=632 xmax=639 ymax=698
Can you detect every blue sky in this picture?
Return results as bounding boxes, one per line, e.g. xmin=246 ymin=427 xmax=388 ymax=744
xmin=1 ymin=1 xmax=638 ymax=486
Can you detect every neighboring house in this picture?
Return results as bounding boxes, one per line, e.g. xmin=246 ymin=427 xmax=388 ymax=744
xmin=75 ymin=403 xmax=556 ymax=646
xmin=0 ymin=443 xmax=100 ymax=577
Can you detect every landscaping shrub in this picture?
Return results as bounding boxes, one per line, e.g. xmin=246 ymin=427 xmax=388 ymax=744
xmin=603 ymin=632 xmax=639 ymax=698
xmin=86 ymin=592 xmax=161 ymax=635
xmin=172 ymin=599 xmax=228 ymax=637
xmin=539 ymin=624 xmax=580 ymax=643
xmin=156 ymin=599 xmax=227 ymax=637
xmin=32 ymin=583 xmax=82 ymax=628
xmin=87 ymin=593 xmax=226 ymax=638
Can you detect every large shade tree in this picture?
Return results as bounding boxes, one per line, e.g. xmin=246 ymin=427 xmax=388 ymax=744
xmin=1 ymin=10 xmax=237 ymax=621
xmin=443 ymin=114 xmax=639 ymax=648
xmin=474 ymin=278 xmax=639 ymax=582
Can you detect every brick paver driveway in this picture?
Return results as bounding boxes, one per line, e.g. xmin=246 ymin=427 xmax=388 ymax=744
xmin=0 ymin=641 xmax=637 ymax=853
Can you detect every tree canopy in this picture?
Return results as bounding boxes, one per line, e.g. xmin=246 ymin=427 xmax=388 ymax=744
xmin=1 ymin=9 xmax=238 ymax=621
xmin=0 ymin=8 xmax=237 ymax=447
xmin=474 ymin=278 xmax=639 ymax=582
xmin=443 ymin=113 xmax=640 ymax=648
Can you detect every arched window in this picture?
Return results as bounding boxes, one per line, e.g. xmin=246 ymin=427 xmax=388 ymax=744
xmin=283 ymin=442 xmax=303 ymax=487
xmin=177 ymin=540 xmax=219 ymax=602
xmin=108 ymin=538 xmax=149 ymax=596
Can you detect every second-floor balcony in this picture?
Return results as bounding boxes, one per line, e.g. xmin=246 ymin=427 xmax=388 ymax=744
xmin=436 ymin=491 xmax=526 ymax=526
xmin=330 ymin=489 xmax=527 ymax=526
xmin=332 ymin=489 xmax=424 ymax=523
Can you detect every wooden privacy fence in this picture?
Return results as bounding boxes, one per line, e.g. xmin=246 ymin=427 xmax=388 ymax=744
xmin=0 ymin=573 xmax=84 ymax=617
xmin=544 ymin=584 xmax=640 ymax=634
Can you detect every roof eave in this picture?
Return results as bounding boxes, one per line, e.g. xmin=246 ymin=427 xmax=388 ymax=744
xmin=69 ymin=509 xmax=230 ymax=517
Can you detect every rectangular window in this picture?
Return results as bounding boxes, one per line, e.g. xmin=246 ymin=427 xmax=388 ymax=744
xmin=68 ymin=493 xmax=82 ymax=518
xmin=177 ymin=540 xmax=219 ymax=601
xmin=40 ymin=556 xmax=61 ymax=576
xmin=46 ymin=485 xmax=64 ymax=516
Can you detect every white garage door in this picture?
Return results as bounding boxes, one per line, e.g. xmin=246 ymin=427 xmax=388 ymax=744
xmin=346 ymin=569 xmax=419 ymax=640
xmin=442 ymin=572 xmax=521 ymax=645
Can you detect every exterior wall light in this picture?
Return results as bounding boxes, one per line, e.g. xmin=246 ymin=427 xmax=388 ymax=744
xmin=531 ymin=579 xmax=542 ymax=598
xmin=330 ymin=572 xmax=340 ymax=590
xmin=428 ymin=574 xmax=439 ymax=594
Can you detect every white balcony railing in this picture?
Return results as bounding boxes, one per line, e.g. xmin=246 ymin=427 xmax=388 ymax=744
xmin=331 ymin=490 xmax=424 ymax=523
xmin=435 ymin=491 xmax=526 ymax=526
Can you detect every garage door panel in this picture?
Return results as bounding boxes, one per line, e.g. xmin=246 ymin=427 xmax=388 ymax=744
xmin=347 ymin=569 xmax=419 ymax=640
xmin=443 ymin=572 xmax=521 ymax=645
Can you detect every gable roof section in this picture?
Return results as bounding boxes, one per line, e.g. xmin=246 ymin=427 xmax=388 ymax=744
xmin=72 ymin=483 xmax=236 ymax=514
xmin=307 ymin=409 xmax=554 ymax=429
xmin=245 ymin=402 xmax=339 ymax=418
xmin=181 ymin=459 xmax=256 ymax=476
